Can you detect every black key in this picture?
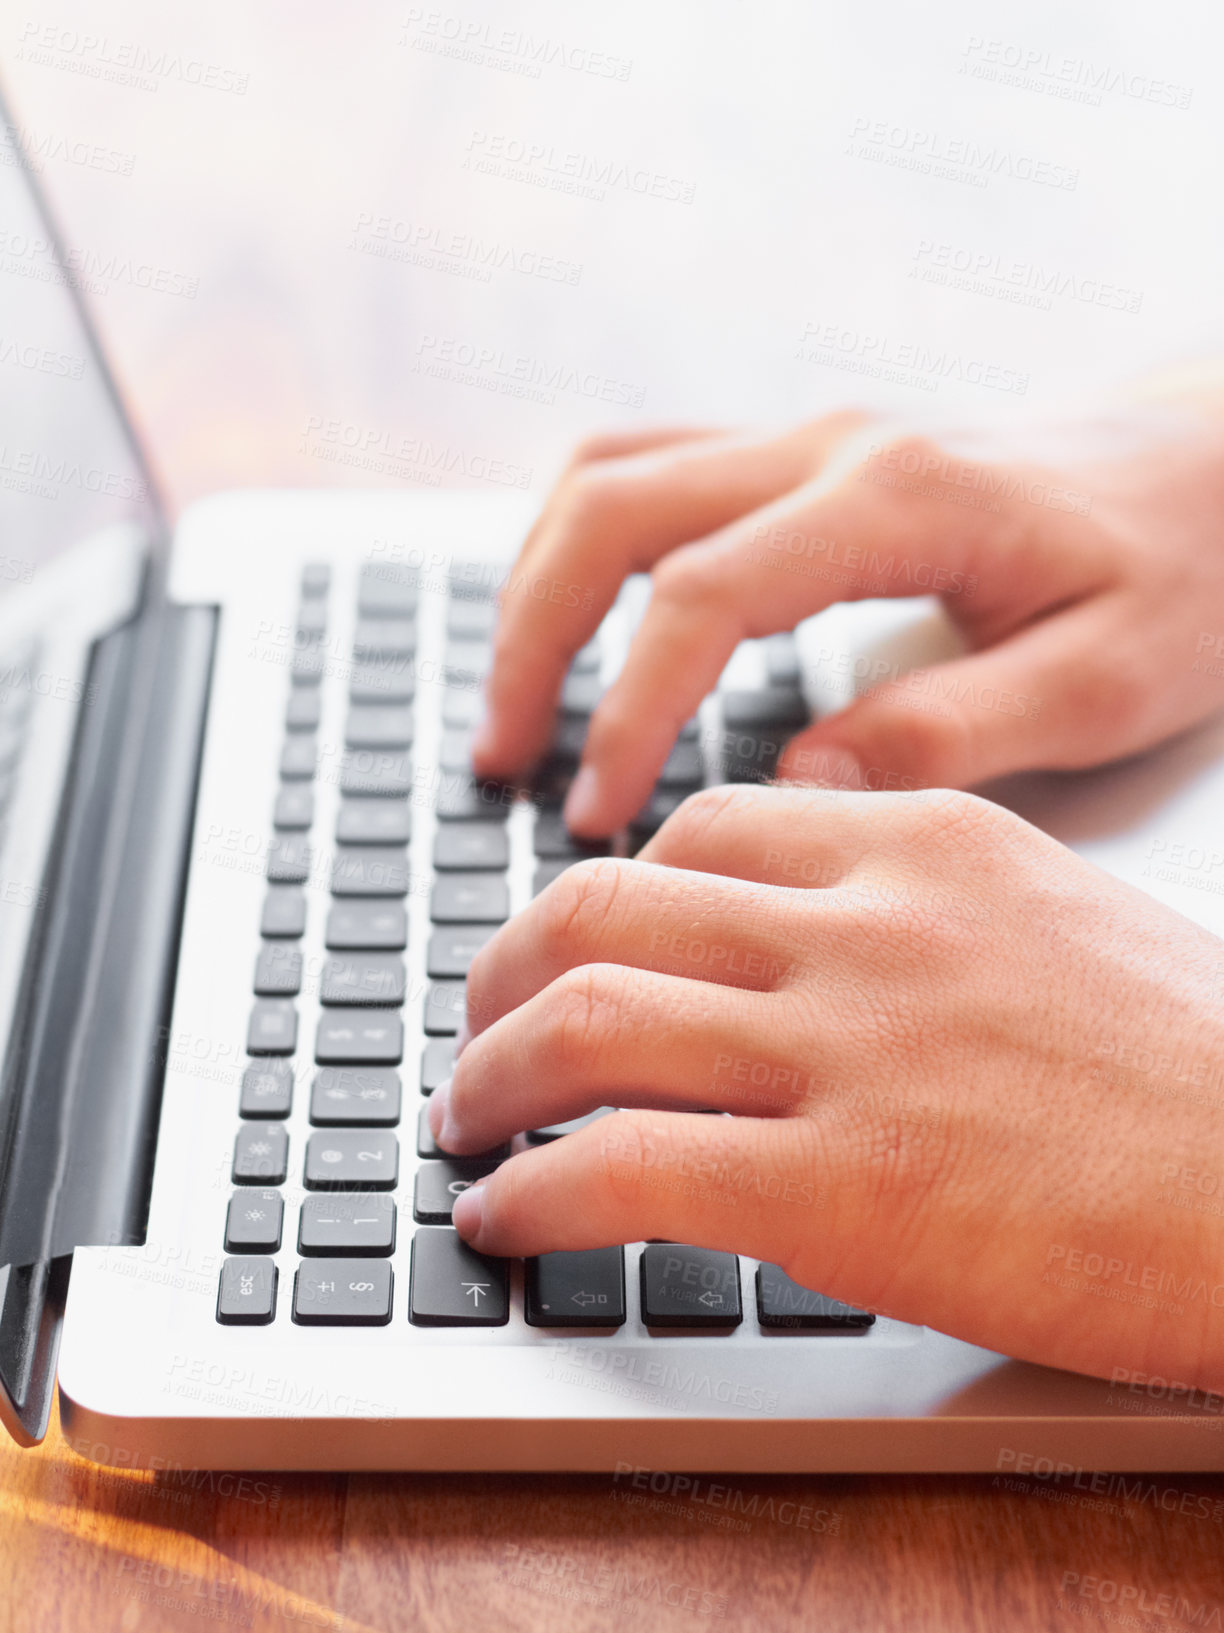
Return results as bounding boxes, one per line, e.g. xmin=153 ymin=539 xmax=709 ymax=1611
xmin=764 ymin=634 xmax=803 ymax=687
xmin=525 ymin=1247 xmax=625 ymax=1328
xmin=349 ymin=664 xmax=415 ymax=704
xmin=426 ymin=924 xmax=497 ymax=979
xmin=721 ymin=688 xmax=811 ymax=731
xmin=756 ymin=1264 xmax=875 ymax=1332
xmin=239 ymin=1059 xmax=294 ymax=1118
xmin=298 ymin=1194 xmax=396 ymax=1256
xmin=352 ymin=618 xmax=416 ymax=661
xmin=413 ymin=1159 xmax=498 ymax=1223
xmin=409 ymin=1227 xmax=508 ymax=1326
xmin=628 ymin=788 xmax=691 ymax=848
xmin=261 ymin=886 xmax=306 ymax=938
xmin=296 ymin=599 xmax=327 ymax=637
xmin=340 ymin=748 xmax=412 ymax=796
xmin=217 ymin=1256 xmax=278 ymax=1324
xmin=533 ymin=859 xmax=576 ymax=895
xmin=310 ymin=1066 xmax=402 ymax=1126
xmin=526 ymin=1108 xmax=615 ymax=1143
xmin=432 ymin=824 xmax=509 ymax=871
xmin=266 ymin=834 xmax=311 ymax=885
xmin=430 ymin=873 xmax=509 ymax=923
xmin=420 ymin=1037 xmax=455 ymax=1095
xmin=560 ymin=671 xmax=603 ymax=714
xmin=291 ymin=646 xmax=325 ymax=683
xmin=718 ymin=732 xmax=788 ymax=786
xmin=532 ymin=809 xmax=610 ymax=861
xmin=274 ymin=783 xmax=315 ymax=829
xmin=285 ymin=688 xmax=322 ymax=731
xmin=280 ymin=734 xmax=317 ymax=779
xmin=447 ymin=600 xmax=498 ymax=638
xmin=246 ymin=1000 xmax=297 ymax=1056
xmin=293 ymin=1257 xmax=392 ymax=1325
xmin=345 ymin=704 xmax=414 ymax=750
xmin=434 ymin=776 xmax=512 ymax=822
xmin=232 ymin=1123 xmax=289 ymax=1184
xmin=320 ymin=953 xmax=406 ymax=1006
xmin=253 ymin=943 xmax=302 ymax=997
xmin=658 ymin=740 xmax=703 ymax=788
xmin=442 ymin=688 xmax=484 ymax=729
xmin=336 ymin=799 xmax=412 ymax=845
xmin=358 ymin=563 xmax=417 ymax=617
xmin=443 ymin=639 xmax=490 ymax=686
xmin=640 ymin=1244 xmax=742 ymax=1329
xmin=325 ymin=900 xmax=407 ymax=951
xmin=316 ymin=1009 xmax=403 ymax=1065
xmin=416 ymin=1102 xmax=509 ymax=1160
xmin=424 ymin=980 xmax=466 ymax=1035
xmin=330 ymin=845 xmax=409 ymax=897
xmin=224 ymin=1191 xmax=283 ymax=1254
xmin=304 ymin=1129 xmax=398 ymax=1189
xmin=300 ymin=562 xmax=331 ymax=596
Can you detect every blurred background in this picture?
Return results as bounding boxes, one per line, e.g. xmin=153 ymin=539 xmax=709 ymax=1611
xmin=5 ymin=0 xmax=1224 ymax=515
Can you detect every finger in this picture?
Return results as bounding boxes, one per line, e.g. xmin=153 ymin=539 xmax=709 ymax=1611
xmin=636 ymin=783 xmax=890 ymax=886
xmin=433 ymin=964 xmax=790 ymax=1155
xmin=450 ymin=1109 xmax=833 ymax=1274
xmin=463 ymin=856 xmax=792 ymax=1043
xmin=472 ymin=420 xmax=858 ymax=782
xmin=776 ymin=592 xmax=1132 ymax=790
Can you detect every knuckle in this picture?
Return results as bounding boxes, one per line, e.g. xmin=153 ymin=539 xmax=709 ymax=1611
xmin=651 ymin=544 xmax=726 ymax=607
xmin=656 ymin=783 xmax=768 ymax=854
xmin=559 ymin=465 xmax=623 ymax=529
xmin=539 ymin=857 xmax=632 ymax=958
xmin=542 ymin=962 xmax=631 ymax=1073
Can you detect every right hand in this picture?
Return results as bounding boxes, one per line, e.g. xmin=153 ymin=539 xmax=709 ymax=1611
xmin=471 ymin=409 xmax=1224 ymax=834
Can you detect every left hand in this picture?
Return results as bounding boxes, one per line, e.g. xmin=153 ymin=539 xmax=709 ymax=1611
xmin=431 ymin=784 xmax=1224 ymax=1390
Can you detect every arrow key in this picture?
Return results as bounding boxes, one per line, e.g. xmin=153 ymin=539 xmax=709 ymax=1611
xmin=525 ymin=1247 xmax=625 ymax=1329
xmin=640 ymin=1244 xmax=742 ymax=1330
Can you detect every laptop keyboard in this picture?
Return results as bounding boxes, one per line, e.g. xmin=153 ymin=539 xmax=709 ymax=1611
xmin=215 ymin=561 xmax=875 ymax=1337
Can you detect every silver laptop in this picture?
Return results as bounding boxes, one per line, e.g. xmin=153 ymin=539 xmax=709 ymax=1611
xmin=3 ymin=99 xmax=1223 ymax=1474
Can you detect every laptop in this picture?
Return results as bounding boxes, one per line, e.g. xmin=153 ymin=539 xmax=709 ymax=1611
xmin=3 ymin=99 xmax=1223 ymax=1474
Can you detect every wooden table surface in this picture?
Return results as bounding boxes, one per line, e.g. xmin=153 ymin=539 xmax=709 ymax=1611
xmin=1 ymin=1399 xmax=1221 ymax=1632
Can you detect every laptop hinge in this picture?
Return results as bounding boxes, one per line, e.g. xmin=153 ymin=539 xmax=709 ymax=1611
xmin=0 ymin=600 xmax=217 ymax=1443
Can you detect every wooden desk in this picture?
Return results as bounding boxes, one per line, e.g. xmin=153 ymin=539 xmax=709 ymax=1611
xmin=3 ymin=1401 xmax=1222 ymax=1632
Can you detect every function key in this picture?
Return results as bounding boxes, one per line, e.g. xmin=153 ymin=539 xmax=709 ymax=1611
xmin=246 ymin=999 xmax=298 ymax=1056
xmin=325 ymin=900 xmax=407 ymax=951
xmin=640 ymin=1244 xmax=742 ymax=1329
xmin=273 ymin=784 xmax=315 ymax=829
xmin=413 ymin=1159 xmax=499 ymax=1224
xmin=239 ymin=1059 xmax=294 ymax=1118
xmin=525 ymin=1247 xmax=625 ymax=1328
xmin=296 ymin=600 xmax=328 ymax=639
xmin=319 ymin=952 xmax=406 ymax=1007
xmin=293 ymin=1258 xmax=393 ymax=1325
xmin=279 ymin=735 xmax=317 ymax=780
xmin=756 ymin=1264 xmax=875 ymax=1332
xmin=291 ymin=647 xmax=325 ymax=684
xmin=330 ymin=846 xmax=409 ymax=898
xmin=232 ymin=1123 xmax=289 ymax=1185
xmin=310 ymin=1066 xmax=402 ymax=1126
xmin=336 ymin=798 xmax=412 ymax=845
xmin=357 ymin=563 xmax=417 ymax=618
xmin=285 ymin=689 xmax=322 ymax=731
xmin=432 ymin=823 xmax=509 ymax=871
xmin=224 ymin=1190 xmax=284 ymax=1254
xmin=304 ymin=1129 xmax=398 ymax=1190
xmin=409 ymin=1227 xmax=508 ymax=1326
xmin=430 ymin=873 xmax=509 ymax=924
xmin=261 ymin=886 xmax=306 ymax=939
xmin=266 ymin=835 xmax=311 ymax=885
xmin=298 ymin=1195 xmax=396 ymax=1257
xmin=217 ymin=1256 xmax=278 ymax=1325
xmin=300 ymin=562 xmax=331 ymax=597
xmin=253 ymin=943 xmax=302 ymax=997
xmin=316 ymin=1009 xmax=403 ymax=1065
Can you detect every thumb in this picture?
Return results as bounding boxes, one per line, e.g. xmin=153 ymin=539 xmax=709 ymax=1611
xmin=778 ymin=599 xmax=1117 ymax=790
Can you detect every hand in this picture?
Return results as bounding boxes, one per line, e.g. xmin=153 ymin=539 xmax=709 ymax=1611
xmin=432 ymin=785 xmax=1224 ymax=1390
xmin=471 ymin=409 xmax=1224 ymax=836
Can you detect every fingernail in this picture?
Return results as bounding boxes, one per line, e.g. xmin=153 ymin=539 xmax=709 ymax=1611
xmin=428 ymin=1077 xmax=455 ymax=1145
xmin=451 ymin=1178 xmax=487 ymax=1242
xmin=563 ymin=764 xmax=603 ymax=833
